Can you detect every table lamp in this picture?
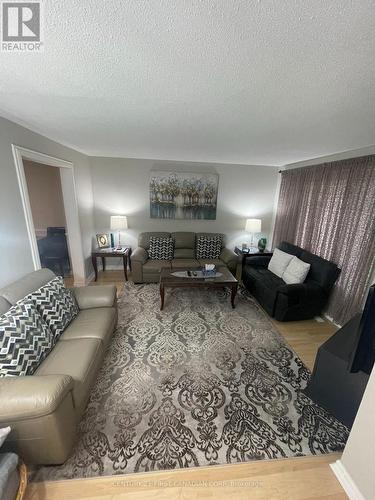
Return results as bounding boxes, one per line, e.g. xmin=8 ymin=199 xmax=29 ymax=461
xmin=245 ymin=218 xmax=261 ymax=249
xmin=110 ymin=215 xmax=128 ymax=249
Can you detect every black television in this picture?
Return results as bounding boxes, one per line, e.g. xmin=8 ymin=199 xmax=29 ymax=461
xmin=349 ymin=283 xmax=375 ymax=375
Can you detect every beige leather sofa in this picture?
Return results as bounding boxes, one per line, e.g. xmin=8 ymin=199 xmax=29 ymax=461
xmin=0 ymin=269 xmax=117 ymax=465
xmin=131 ymin=231 xmax=240 ymax=283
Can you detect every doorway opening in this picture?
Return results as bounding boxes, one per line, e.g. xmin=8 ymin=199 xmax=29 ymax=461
xmin=12 ymin=145 xmax=86 ymax=285
xmin=23 ymin=160 xmax=72 ymax=277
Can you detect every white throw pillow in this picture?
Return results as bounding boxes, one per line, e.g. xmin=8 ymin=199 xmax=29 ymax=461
xmin=282 ymin=256 xmax=311 ymax=284
xmin=268 ymin=248 xmax=294 ymax=278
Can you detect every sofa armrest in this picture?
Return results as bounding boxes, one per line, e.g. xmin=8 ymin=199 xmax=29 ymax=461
xmin=220 ymin=248 xmax=240 ymax=266
xmin=131 ymin=247 xmax=148 ymax=264
xmin=74 ymin=285 xmax=117 ymax=309
xmin=0 ymin=375 xmax=74 ymax=421
xmin=220 ymin=248 xmax=241 ymax=276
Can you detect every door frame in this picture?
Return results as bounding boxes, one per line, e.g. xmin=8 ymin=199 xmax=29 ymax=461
xmin=12 ymin=145 xmax=86 ymax=284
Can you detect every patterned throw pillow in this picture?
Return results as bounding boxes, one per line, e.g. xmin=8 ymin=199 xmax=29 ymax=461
xmin=196 ymin=235 xmax=222 ymax=259
xmin=25 ymin=276 xmax=79 ymax=343
xmin=148 ymin=237 xmax=174 ymax=260
xmin=0 ymin=300 xmax=53 ymax=377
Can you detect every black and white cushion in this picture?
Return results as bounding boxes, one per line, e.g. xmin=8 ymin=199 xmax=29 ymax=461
xmin=196 ymin=235 xmax=222 ymax=259
xmin=148 ymin=237 xmax=174 ymax=260
xmin=0 ymin=300 xmax=53 ymax=377
xmin=25 ymin=276 xmax=79 ymax=343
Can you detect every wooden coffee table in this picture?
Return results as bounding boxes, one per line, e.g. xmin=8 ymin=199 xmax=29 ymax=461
xmin=159 ymin=267 xmax=238 ymax=310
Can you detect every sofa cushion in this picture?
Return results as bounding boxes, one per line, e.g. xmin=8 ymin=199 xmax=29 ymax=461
xmin=143 ymin=260 xmax=171 ymax=274
xmin=244 ymin=266 xmax=285 ymax=290
xmin=174 ymin=248 xmax=195 ymax=259
xmin=243 ymin=266 xmax=284 ymax=315
xmin=74 ymin=285 xmax=116 ymax=310
xmin=268 ymin=248 xmax=294 ymax=278
xmin=138 ymin=232 xmax=171 ymax=250
xmin=282 ymin=256 xmax=311 ymax=284
xmin=148 ymin=237 xmax=174 ymax=260
xmin=0 ymin=300 xmax=53 ymax=377
xmin=171 ymin=232 xmax=195 ymax=249
xmin=35 ymin=338 xmax=103 ymax=412
xmin=172 ymin=259 xmax=200 ymax=269
xmin=300 ymin=250 xmax=340 ymax=289
xmin=196 ymin=235 xmax=222 ymax=259
xmin=25 ymin=277 xmax=79 ymax=343
xmin=60 ymin=307 xmax=116 ymax=348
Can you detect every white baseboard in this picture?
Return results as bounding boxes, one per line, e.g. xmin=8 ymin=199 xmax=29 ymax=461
xmin=330 ymin=460 xmax=365 ymax=500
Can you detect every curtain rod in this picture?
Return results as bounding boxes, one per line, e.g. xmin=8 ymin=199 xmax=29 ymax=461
xmin=278 ymin=154 xmax=375 ymax=174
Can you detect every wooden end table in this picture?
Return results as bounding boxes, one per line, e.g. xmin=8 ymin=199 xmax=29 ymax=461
xmin=159 ymin=267 xmax=238 ymax=310
xmin=91 ymin=247 xmax=132 ymax=281
xmin=234 ymin=247 xmax=273 ymax=267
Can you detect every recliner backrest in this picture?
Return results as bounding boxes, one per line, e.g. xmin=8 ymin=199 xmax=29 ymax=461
xmin=0 ymin=268 xmax=56 ymax=306
xmin=277 ymin=241 xmax=303 ymax=257
xmin=277 ymin=241 xmax=340 ymax=290
xmin=300 ymin=250 xmax=340 ymax=290
xmin=171 ymin=232 xmax=196 ymax=259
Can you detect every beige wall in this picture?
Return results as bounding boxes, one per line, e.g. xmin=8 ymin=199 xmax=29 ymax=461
xmin=24 ymin=161 xmax=66 ymax=236
xmin=0 ymin=116 xmax=95 ymax=287
xmin=90 ymin=157 xmax=279 ymax=256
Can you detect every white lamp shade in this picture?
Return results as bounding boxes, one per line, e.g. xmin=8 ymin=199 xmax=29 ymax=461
xmin=245 ymin=218 xmax=261 ymax=233
xmin=110 ymin=215 xmax=128 ymax=230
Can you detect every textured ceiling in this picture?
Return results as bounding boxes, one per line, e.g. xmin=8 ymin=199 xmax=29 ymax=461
xmin=0 ymin=0 xmax=374 ymax=166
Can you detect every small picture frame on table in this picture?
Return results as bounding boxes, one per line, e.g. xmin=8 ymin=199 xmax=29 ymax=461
xmin=96 ymin=233 xmax=110 ymax=248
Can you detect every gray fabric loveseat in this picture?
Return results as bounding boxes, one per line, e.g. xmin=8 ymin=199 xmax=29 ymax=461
xmin=131 ymin=232 xmax=240 ymax=283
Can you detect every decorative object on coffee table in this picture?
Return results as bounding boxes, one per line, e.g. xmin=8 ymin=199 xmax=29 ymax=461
xmin=110 ymin=215 xmax=128 ymax=250
xmin=159 ymin=266 xmax=238 ymax=310
xmin=91 ymin=247 xmax=132 ymax=281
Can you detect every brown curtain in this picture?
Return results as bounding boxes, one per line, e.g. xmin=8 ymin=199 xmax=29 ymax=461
xmin=273 ymin=155 xmax=375 ymax=325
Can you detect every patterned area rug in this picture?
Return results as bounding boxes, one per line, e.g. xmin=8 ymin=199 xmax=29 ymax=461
xmin=33 ymin=283 xmax=348 ymax=481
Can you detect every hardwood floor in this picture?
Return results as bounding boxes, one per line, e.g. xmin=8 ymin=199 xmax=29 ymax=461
xmin=26 ymin=453 xmax=346 ymax=500
xmin=36 ymin=271 xmax=344 ymax=500
xmin=271 ymin=316 xmax=336 ymax=371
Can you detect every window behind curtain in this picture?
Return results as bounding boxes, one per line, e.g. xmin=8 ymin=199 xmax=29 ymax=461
xmin=272 ymin=155 xmax=375 ymax=325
